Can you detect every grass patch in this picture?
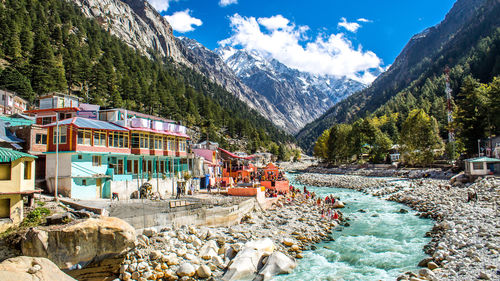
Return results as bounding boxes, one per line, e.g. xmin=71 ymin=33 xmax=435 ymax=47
xmin=21 ymin=207 xmax=51 ymax=227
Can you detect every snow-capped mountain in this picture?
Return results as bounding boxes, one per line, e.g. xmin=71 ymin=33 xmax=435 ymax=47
xmin=217 ymin=46 xmax=366 ymax=131
xmin=177 ymin=37 xmax=296 ymax=132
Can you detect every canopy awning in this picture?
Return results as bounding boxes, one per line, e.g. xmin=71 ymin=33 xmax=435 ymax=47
xmin=0 ymin=147 xmax=37 ymax=162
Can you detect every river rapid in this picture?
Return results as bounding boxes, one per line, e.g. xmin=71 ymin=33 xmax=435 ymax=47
xmin=274 ymin=173 xmax=434 ymax=281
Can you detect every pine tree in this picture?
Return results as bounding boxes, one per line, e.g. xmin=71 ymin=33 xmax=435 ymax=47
xmin=454 ymin=76 xmax=489 ymax=156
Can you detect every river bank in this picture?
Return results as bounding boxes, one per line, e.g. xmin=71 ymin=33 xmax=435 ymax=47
xmin=117 ymin=194 xmax=340 ymax=280
xmin=296 ymin=173 xmax=500 ymax=280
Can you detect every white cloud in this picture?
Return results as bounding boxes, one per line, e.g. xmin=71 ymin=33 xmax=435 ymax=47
xmin=147 ymin=0 xmax=172 ymax=12
xmin=164 ymin=10 xmax=202 ymax=33
xmin=219 ymin=14 xmax=383 ymax=84
xmin=338 ymin=17 xmax=361 ymax=33
xmin=357 ymin=18 xmax=372 ymax=23
xmin=219 ymin=0 xmax=238 ymax=7
xmin=257 ymin=15 xmax=290 ymax=31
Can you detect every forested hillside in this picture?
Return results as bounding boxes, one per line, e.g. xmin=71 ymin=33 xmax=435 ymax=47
xmin=297 ymin=0 xmax=500 ymax=154
xmin=0 ymin=0 xmax=293 ymax=152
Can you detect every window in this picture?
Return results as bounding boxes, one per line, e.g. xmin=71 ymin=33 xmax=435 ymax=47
xmin=41 ymin=117 xmax=52 ymax=125
xmin=93 ymin=131 xmax=106 ymax=146
xmin=152 ymin=135 xmax=163 ymax=150
xmin=133 ymin=160 xmax=139 ymax=174
xmin=82 ymin=179 xmax=87 ymax=186
xmin=77 ymin=130 xmax=92 ymax=146
xmin=148 ymin=161 xmax=152 ymax=173
xmin=77 ymin=155 xmax=83 ymax=160
xmin=160 ymin=161 xmax=164 ymax=173
xmin=24 ymin=161 xmax=32 ymax=180
xmin=115 ymin=159 xmax=124 ymax=175
xmin=58 ymin=113 xmax=72 ymax=120
xmin=108 ymin=132 xmax=129 ymax=148
xmin=0 ymin=163 xmax=11 ymax=180
xmin=0 ymin=199 xmax=10 ymax=218
xmin=53 ymin=126 xmax=67 ymax=144
xmin=178 ymin=140 xmax=187 ymax=152
xmin=142 ymin=159 xmax=147 ymax=172
xmin=132 ymin=132 xmax=149 ymax=149
xmin=127 ymin=160 xmax=132 ymax=174
xmin=472 ymin=162 xmax=483 ymax=170
xmin=35 ymin=134 xmax=47 ymax=145
xmin=92 ymin=155 xmax=102 ymax=166
xmin=167 ymin=137 xmax=174 ymax=151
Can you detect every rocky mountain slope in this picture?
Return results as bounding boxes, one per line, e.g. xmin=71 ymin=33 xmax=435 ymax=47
xmin=69 ymin=0 xmax=365 ymax=134
xmin=177 ymin=37 xmax=295 ymax=132
xmin=217 ymin=47 xmax=365 ymax=132
xmin=71 ymin=0 xmax=188 ymax=64
xmin=296 ymin=0 xmax=497 ymax=152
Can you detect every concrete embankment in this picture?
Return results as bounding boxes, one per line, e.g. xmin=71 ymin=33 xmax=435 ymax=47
xmin=296 ymin=172 xmax=500 ymax=281
xmin=107 ymin=196 xmax=261 ymax=231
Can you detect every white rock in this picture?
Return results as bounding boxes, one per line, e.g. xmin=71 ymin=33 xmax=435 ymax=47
xmin=256 ymin=252 xmax=297 ymax=281
xmin=222 ymin=239 xmax=275 ymax=281
xmin=176 ymin=263 xmax=196 ymax=277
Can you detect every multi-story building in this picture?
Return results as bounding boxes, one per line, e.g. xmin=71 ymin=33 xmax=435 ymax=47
xmin=44 ymin=113 xmax=191 ymax=200
xmin=24 ymin=93 xmax=80 ymax=125
xmin=0 ymin=90 xmax=28 ymax=115
xmin=7 ymin=123 xmax=48 ymax=180
xmin=0 ymin=147 xmax=37 ymax=232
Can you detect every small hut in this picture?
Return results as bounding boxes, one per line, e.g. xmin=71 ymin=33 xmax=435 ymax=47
xmin=464 ymin=157 xmax=500 ymax=176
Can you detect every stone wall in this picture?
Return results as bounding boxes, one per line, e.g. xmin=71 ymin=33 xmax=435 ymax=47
xmin=109 ymin=197 xmax=257 ymax=231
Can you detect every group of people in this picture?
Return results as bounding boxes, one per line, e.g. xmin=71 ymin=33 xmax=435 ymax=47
xmin=265 ymin=189 xmax=286 ymax=198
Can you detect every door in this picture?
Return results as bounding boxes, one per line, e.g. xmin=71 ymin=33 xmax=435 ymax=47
xmin=96 ymin=178 xmax=102 ymax=198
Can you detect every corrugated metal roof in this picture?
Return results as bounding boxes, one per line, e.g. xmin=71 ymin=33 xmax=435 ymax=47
xmin=0 ymin=116 xmax=34 ymax=126
xmin=466 ymin=157 xmax=500 ymax=163
xmin=0 ymin=147 xmax=36 ymax=162
xmin=45 ymin=117 xmax=127 ymax=131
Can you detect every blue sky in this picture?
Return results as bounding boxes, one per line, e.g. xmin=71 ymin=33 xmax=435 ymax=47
xmin=149 ymin=0 xmax=456 ymax=83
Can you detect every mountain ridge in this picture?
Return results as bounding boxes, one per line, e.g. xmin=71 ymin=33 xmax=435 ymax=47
xmin=216 ymin=46 xmax=365 ymax=132
xmin=296 ymin=0 xmax=498 ymax=153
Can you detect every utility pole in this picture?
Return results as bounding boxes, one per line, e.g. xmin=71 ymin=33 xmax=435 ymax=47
xmin=55 ymin=113 xmax=59 ymax=202
xmin=445 ymin=67 xmax=455 ymax=162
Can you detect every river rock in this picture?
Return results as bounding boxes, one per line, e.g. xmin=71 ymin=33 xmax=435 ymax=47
xmin=21 ymin=217 xmax=135 ymax=269
xmin=333 ymin=201 xmax=345 ymax=208
xmin=282 ymin=238 xmax=294 ymax=247
xmin=256 ymin=252 xmax=297 ymax=281
xmin=222 ymin=238 xmax=275 ymax=281
xmin=143 ymin=228 xmax=157 ymax=238
xmin=427 ymin=261 xmax=438 ymax=270
xmin=196 ymin=264 xmax=212 ymax=278
xmin=0 ymin=256 xmax=76 ymax=281
xmin=199 ymin=240 xmax=219 ymax=260
xmin=177 ymin=263 xmax=196 ymax=277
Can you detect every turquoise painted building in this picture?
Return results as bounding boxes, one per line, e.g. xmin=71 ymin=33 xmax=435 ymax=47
xmin=44 ymin=117 xmax=190 ymax=200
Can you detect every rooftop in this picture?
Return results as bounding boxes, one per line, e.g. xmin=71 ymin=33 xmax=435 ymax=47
xmin=0 ymin=147 xmax=36 ymax=162
xmin=466 ymin=156 xmax=500 ymax=163
xmin=44 ymin=117 xmax=128 ymax=131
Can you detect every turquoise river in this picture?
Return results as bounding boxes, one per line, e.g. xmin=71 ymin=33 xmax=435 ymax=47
xmin=273 ymin=173 xmax=434 ymax=281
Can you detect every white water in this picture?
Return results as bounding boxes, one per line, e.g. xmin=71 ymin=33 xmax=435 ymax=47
xmin=273 ymin=174 xmax=433 ymax=281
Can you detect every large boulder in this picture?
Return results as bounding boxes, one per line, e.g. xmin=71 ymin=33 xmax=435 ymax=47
xmin=21 ymin=217 xmax=135 ymax=269
xmin=199 ymin=240 xmax=219 ymax=260
xmin=222 ymin=238 xmax=275 ymax=281
xmin=256 ymin=252 xmax=297 ymax=281
xmin=0 ymin=256 xmax=76 ymax=281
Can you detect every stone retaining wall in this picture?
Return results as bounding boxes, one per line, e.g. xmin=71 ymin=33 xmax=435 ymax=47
xmin=110 ymin=197 xmax=258 ymax=231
